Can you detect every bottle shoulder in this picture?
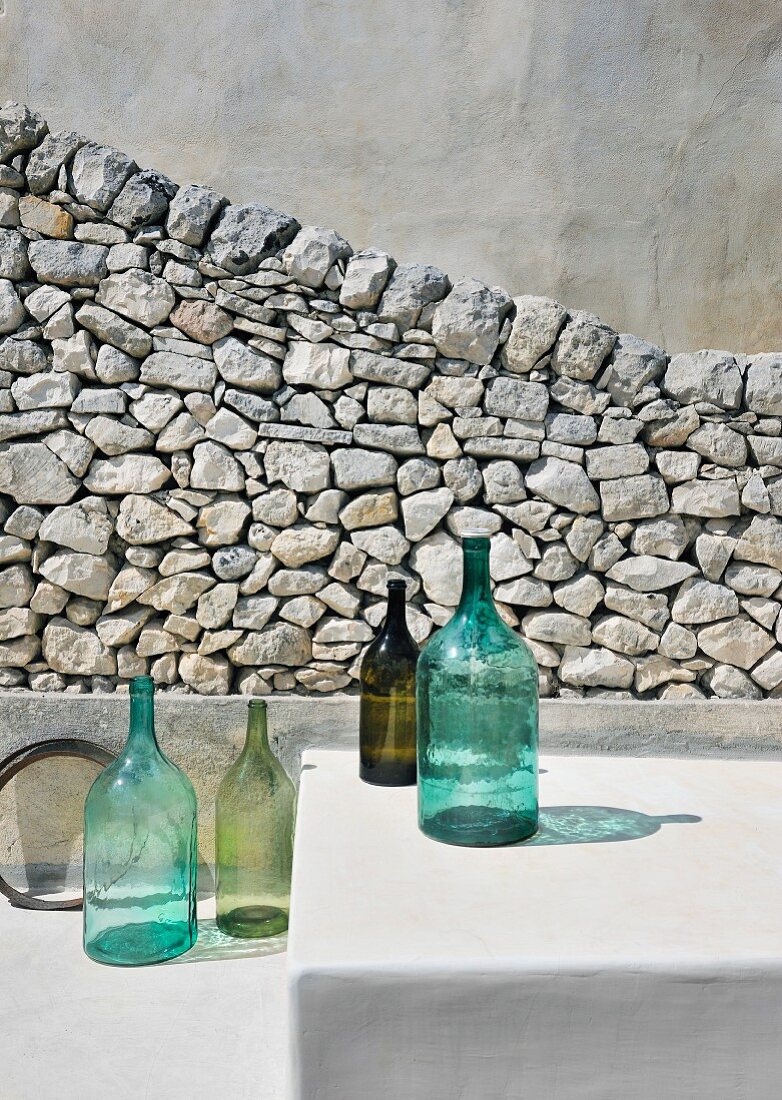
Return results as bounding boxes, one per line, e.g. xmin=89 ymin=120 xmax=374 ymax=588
xmin=419 ymin=613 xmax=538 ymax=671
xmin=86 ymin=747 xmax=196 ymax=805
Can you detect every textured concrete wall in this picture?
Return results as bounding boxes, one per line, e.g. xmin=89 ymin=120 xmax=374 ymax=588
xmin=1 ymin=1 xmax=781 ymax=351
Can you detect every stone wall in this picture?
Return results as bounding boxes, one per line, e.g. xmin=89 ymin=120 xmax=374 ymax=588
xmin=0 ymin=102 xmax=781 ymax=700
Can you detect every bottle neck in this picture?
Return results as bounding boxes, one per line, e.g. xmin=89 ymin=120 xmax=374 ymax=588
xmin=242 ymin=705 xmax=271 ymax=759
xmin=125 ymin=693 xmax=159 ymax=754
xmin=382 ymin=586 xmax=409 ymax=640
xmin=455 ymin=538 xmax=495 ymax=618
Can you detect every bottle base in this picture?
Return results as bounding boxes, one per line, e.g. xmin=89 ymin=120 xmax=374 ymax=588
xmin=359 ymin=762 xmax=416 ymax=787
xmin=216 ymin=904 xmax=288 ymax=938
xmin=84 ymin=920 xmax=196 ymax=966
xmin=420 ymin=805 xmax=538 ymax=848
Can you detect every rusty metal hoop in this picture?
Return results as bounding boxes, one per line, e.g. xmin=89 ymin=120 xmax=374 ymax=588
xmin=0 ymin=738 xmax=115 ymax=911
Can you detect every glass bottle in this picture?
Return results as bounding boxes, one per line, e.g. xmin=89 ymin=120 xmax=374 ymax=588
xmin=417 ymin=531 xmax=539 ymax=846
xmin=359 ymin=578 xmax=419 ymax=786
xmin=215 ymin=700 xmax=296 ymax=938
xmin=83 ymin=676 xmax=198 ymax=965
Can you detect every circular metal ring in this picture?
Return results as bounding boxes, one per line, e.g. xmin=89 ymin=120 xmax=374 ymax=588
xmin=0 ymin=738 xmax=115 ymax=911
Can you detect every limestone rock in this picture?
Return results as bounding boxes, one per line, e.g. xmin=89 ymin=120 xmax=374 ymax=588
xmin=377 ymin=263 xmax=449 ymax=331
xmin=116 ymin=495 xmax=194 ymax=544
xmin=551 ymin=314 xmax=617 ymax=381
xmin=265 ymin=441 xmax=330 ymax=493
xmin=401 ymin=487 xmax=454 ymax=540
xmin=585 ymin=443 xmax=648 ymax=480
xmin=68 ymin=142 xmax=136 ymax=212
xmin=339 ymin=249 xmax=394 ymax=310
xmin=501 ymin=295 xmax=566 ymax=374
xmin=0 ymin=104 xmax=47 ymax=161
xmin=97 ymin=269 xmax=175 ymax=327
xmin=85 ymin=454 xmax=171 ymax=494
xmin=698 ymin=616 xmax=774 ymax=670
xmin=671 ymin=478 xmax=740 ymax=518
xmin=27 ymin=239 xmax=107 ymax=287
xmin=662 ymin=350 xmax=742 ymax=410
xmin=42 ymin=618 xmax=116 ymax=675
xmin=190 ymin=441 xmax=245 ymax=491
xmin=687 ymin=423 xmax=747 ymax=468
xmin=0 ymin=278 xmax=25 ymax=333
xmin=601 ymin=334 xmax=666 ymax=406
xmin=39 ymin=549 xmax=117 ymax=600
xmin=229 ymin=622 xmax=311 ymax=666
xmin=0 ymin=229 xmax=29 ymax=281
xmin=283 ymin=341 xmax=352 ymax=389
xmin=167 ymin=183 xmax=226 ymax=246
xmin=558 ymin=645 xmax=634 ymax=689
xmin=734 ymin=515 xmax=782 ymax=571
xmin=591 ymin=614 xmax=658 ymax=656
xmin=744 ymin=354 xmax=782 ymax=415
xmin=213 ymin=336 xmax=281 ymax=393
xmin=38 ymin=498 xmax=112 ymax=555
xmin=271 ymin=526 xmax=340 ymax=568
xmin=525 ymin=457 xmax=600 ymax=515
xmin=431 ymin=277 xmax=501 ymax=366
xmin=606 ymin=556 xmax=697 ymax=592
xmin=339 ymin=489 xmax=398 ymax=531
xmin=0 ymin=442 xmax=79 ymax=504
xmin=484 ymin=376 xmax=549 ymax=421
xmin=140 ymin=351 xmax=217 ymax=393
xmin=629 ymin=515 xmax=688 ymax=560
xmin=283 ymin=225 xmax=351 ymax=288
xmin=522 ymin=610 xmax=591 ymax=646
xmin=332 ymin=447 xmax=397 ymax=491
xmin=170 ymin=299 xmax=232 ymax=345
xmin=600 ymin=474 xmax=669 ymax=522
xmin=208 ymin=203 xmax=301 ymax=274
xmin=552 ymin=573 xmax=604 ymax=617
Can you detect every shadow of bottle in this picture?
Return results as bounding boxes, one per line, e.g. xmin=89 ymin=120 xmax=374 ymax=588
xmin=520 ymin=805 xmax=701 ymax=846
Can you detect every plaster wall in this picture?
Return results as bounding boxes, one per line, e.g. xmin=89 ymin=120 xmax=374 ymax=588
xmin=2 ymin=1 xmax=781 ymax=351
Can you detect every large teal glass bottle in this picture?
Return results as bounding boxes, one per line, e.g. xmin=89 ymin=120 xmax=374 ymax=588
xmin=83 ymin=676 xmax=198 ymax=965
xmin=417 ymin=532 xmax=539 ymax=846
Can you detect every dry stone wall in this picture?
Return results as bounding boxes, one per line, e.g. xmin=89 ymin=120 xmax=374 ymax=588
xmin=0 ymin=103 xmax=781 ymax=699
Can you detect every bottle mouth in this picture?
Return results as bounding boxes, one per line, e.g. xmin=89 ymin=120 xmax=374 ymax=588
xmin=387 ymin=579 xmax=406 ymax=590
xmin=461 ymin=529 xmax=492 ymax=540
xmin=248 ymin=699 xmax=268 ymax=711
xmin=130 ymin=675 xmax=154 ymax=696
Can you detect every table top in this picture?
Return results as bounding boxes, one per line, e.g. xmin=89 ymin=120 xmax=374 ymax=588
xmin=289 ymin=750 xmax=782 ymax=974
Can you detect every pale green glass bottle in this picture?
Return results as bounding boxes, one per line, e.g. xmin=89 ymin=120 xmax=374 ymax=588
xmin=417 ymin=532 xmax=539 ymax=846
xmin=83 ymin=676 xmax=198 ymax=965
xmin=215 ymin=701 xmax=296 ymax=938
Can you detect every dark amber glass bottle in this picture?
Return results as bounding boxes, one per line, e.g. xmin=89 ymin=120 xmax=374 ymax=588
xmin=359 ymin=579 xmax=419 ymax=786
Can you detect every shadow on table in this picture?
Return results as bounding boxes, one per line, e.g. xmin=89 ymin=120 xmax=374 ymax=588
xmin=164 ymin=919 xmax=287 ymax=965
xmin=522 ymin=805 xmax=701 ymax=846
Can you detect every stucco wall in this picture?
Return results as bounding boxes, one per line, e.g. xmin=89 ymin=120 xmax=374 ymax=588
xmin=1 ymin=1 xmax=781 ymax=351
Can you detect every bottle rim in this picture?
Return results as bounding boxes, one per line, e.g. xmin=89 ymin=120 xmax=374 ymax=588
xmin=130 ymin=674 xmax=154 ymax=695
xmin=248 ymin=698 xmax=268 ymax=711
xmin=387 ymin=578 xmax=406 ymax=590
xmin=461 ymin=529 xmax=491 ymax=540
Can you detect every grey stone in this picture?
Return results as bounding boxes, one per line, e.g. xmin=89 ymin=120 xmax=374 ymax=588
xmin=430 ymin=277 xmax=501 ymax=366
xmin=669 ymin=577 xmax=739 ymax=624
xmin=352 ymin=526 xmax=410 ymax=566
xmin=377 ymin=263 xmax=449 ymax=331
xmin=283 ymin=341 xmax=352 ymax=389
xmin=38 ymin=498 xmax=112 ymax=554
xmin=553 ymin=573 xmax=604 ymax=617
xmin=591 ymin=614 xmax=659 ymax=656
xmin=0 ymin=279 xmax=24 ymax=334
xmin=671 ymin=478 xmax=741 ymax=518
xmin=545 ymin=412 xmax=597 ymax=446
xmin=351 ymin=349 xmax=431 ymax=389
xmin=606 ymin=555 xmax=697 ymax=592
xmin=116 ymin=494 xmax=194 ymax=544
xmin=734 ymin=515 xmax=782 ymax=571
xmin=42 ymin=618 xmax=116 ymax=676
xmin=501 ymin=295 xmax=566 ymax=374
xmin=264 ymin=441 xmax=330 ymax=492
xmin=525 ymin=457 xmax=600 ymax=514
xmin=687 ymin=423 xmax=747 ymax=468
xmin=282 ymin=392 xmax=336 ymax=429
xmin=630 ymin=515 xmax=689 ymax=560
xmin=27 ymin=131 xmax=86 ymax=194
xmin=68 ymin=142 xmax=137 ymax=212
xmin=558 ymin=645 xmax=634 ymax=689
xmin=482 ymin=460 xmax=525 ymax=504
xmin=52 ymin=331 xmax=97 ymax=379
xmin=522 ymin=609 xmax=591 ymax=646
xmin=367 ymin=385 xmax=418 ymax=425
xmin=494 ymin=575 xmax=553 ymax=607
xmin=484 ymin=376 xmax=549 ymax=421
xmin=140 ymin=351 xmax=217 ymax=393
xmin=228 ymin=622 xmax=311 ymax=666
xmin=0 ymin=104 xmax=48 ymax=162
xmin=409 ymin=530 xmax=462 ymax=605
xmin=12 ymin=371 xmax=78 ymax=410
xmin=340 ymin=249 xmax=394 ymax=310
xmin=634 ymin=655 xmax=696 ymax=693
xmin=213 ymin=336 xmax=281 ymax=393
xmin=662 ymin=350 xmax=742 ymax=409
xmin=283 ymin=225 xmax=351 ymax=288
xmin=585 ymin=443 xmax=649 ymax=480
xmin=170 ymin=299 xmax=233 ymax=345
xmin=207 ymin=203 xmax=300 ymax=275
xmin=190 ymin=441 xmax=245 ymax=491
xmin=744 ymin=354 xmax=782 ymax=415
xmin=724 ymin=562 xmax=782 ymax=597
xmin=332 ymin=447 xmax=397 ymax=491
xmin=108 ymin=169 xmax=176 ymax=231
xmin=27 ymin=239 xmax=108 ymax=287
xmin=353 ymin=423 xmax=424 ymax=455
xmin=271 ymin=525 xmax=340 ymax=568
xmin=76 ymin=302 xmax=152 ymax=357
xmin=0 ymin=229 xmax=28 ymax=280
xmin=551 ymin=314 xmax=616 ymax=381
xmin=603 ymin=583 xmax=670 ymax=631
xmin=601 ymin=333 xmax=666 ymax=406
xmin=600 ymin=474 xmax=669 ymax=522
xmin=84 ymin=454 xmax=171 ymax=494
xmin=95 ymin=344 xmax=139 ymax=385
xmin=0 ymin=442 xmax=79 ymax=504
xmin=463 ymin=437 xmax=539 ymax=461
xmin=655 ymin=450 xmax=701 ymax=484
xmin=698 ymin=616 xmax=775 ymax=670
xmin=39 ymin=549 xmax=117 ymax=600
xmin=96 ymin=269 xmax=175 ymax=327
xmin=167 ymin=184 xmax=226 ymax=246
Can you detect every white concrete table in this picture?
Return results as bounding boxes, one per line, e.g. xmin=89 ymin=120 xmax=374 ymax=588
xmin=0 ymin=897 xmax=287 ymax=1099
xmin=288 ymin=750 xmax=782 ymax=1100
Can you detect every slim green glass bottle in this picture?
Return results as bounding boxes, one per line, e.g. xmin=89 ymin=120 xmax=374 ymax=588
xmin=215 ymin=701 xmax=296 ymax=938
xmin=359 ymin=579 xmax=419 ymax=786
xmin=417 ymin=531 xmax=539 ymax=846
xmin=83 ymin=676 xmax=198 ymax=965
